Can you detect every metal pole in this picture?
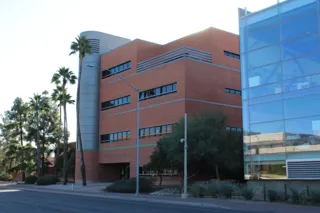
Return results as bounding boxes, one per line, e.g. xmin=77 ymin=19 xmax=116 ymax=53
xmin=182 ymin=113 xmax=188 ymax=199
xmin=136 ymin=92 xmax=140 ymax=196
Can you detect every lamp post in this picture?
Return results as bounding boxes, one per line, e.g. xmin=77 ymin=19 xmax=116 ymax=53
xmin=86 ymin=64 xmax=141 ymax=195
xmin=180 ymin=113 xmax=188 ymax=199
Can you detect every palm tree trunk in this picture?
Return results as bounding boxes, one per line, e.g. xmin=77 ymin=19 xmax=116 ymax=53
xmin=63 ymin=103 xmax=68 ymax=185
xmin=41 ymin=138 xmax=45 ymax=176
xmin=19 ymin=115 xmax=25 ymax=182
xmin=57 ymin=106 xmax=62 ymax=156
xmin=77 ymin=57 xmax=86 ymax=186
xmin=36 ymin=113 xmax=41 ymax=178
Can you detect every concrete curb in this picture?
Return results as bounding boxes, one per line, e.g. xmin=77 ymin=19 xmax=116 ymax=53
xmin=14 ymin=187 xmax=230 ymax=210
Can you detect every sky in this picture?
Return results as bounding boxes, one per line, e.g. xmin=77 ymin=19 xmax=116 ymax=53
xmin=0 ymin=0 xmax=280 ymax=142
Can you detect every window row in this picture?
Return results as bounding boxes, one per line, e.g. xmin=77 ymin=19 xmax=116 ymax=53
xmin=225 ymin=88 xmax=241 ymax=96
xmin=101 ymin=95 xmax=131 ymax=111
xmin=102 ymin=61 xmax=131 ymax=79
xmin=224 ymin=51 xmax=240 ymax=59
xmin=139 ymin=83 xmax=177 ymax=100
xmin=101 ymin=131 xmax=131 ymax=143
xmin=139 ymin=124 xmax=174 ymax=137
xmin=226 ymin=126 xmax=243 ymax=132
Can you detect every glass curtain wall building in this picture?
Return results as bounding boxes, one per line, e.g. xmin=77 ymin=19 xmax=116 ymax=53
xmin=239 ymin=0 xmax=320 ymax=180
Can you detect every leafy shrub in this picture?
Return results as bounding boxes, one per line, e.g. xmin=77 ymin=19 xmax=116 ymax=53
xmin=310 ymin=189 xmax=320 ymax=204
xmin=288 ymin=187 xmax=306 ymax=204
xmin=36 ymin=175 xmax=59 ymax=185
xmin=25 ymin=175 xmax=38 ymax=184
xmin=0 ymin=173 xmax=13 ymax=181
xmin=105 ymin=178 xmax=154 ymax=193
xmin=268 ymin=189 xmax=277 ymax=202
xmin=240 ymin=187 xmax=254 ymax=200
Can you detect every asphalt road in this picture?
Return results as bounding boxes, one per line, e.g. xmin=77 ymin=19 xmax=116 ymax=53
xmin=0 ymin=187 xmax=263 ymax=213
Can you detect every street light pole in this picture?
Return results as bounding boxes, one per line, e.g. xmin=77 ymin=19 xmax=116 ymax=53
xmin=86 ymin=65 xmax=141 ymax=195
xmin=181 ymin=113 xmax=188 ymax=199
xmin=110 ymin=74 xmax=141 ymax=196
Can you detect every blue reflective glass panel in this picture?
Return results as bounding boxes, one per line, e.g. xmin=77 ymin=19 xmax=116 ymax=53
xmin=284 ymin=93 xmax=320 ymax=119
xmin=243 ymin=100 xmax=250 ymax=136
xmin=280 ymin=2 xmax=317 ymax=22
xmin=285 ymin=116 xmax=320 ymax=141
xmin=248 ymin=25 xmax=280 ymax=51
xmin=249 ymin=101 xmax=284 ymax=124
xmin=282 ymin=53 xmax=320 ymax=80
xmin=282 ymin=87 xmax=320 ymax=100
xmin=250 ymin=120 xmax=285 ymax=135
xmin=282 ymin=33 xmax=320 ymax=60
xmin=283 ymin=73 xmax=320 ymax=93
xmin=249 ymin=82 xmax=282 ymax=99
xmin=281 ymin=12 xmax=317 ymax=40
xmin=248 ymin=63 xmax=282 ymax=87
xmin=247 ymin=44 xmax=281 ymax=69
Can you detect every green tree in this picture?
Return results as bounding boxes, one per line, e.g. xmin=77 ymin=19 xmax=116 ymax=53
xmin=144 ymin=141 xmax=168 ymax=186
xmin=28 ymin=91 xmax=50 ymax=178
xmin=0 ymin=110 xmax=36 ymax=177
xmin=146 ymin=110 xmax=244 ymax=186
xmin=51 ymin=67 xmax=76 ymax=185
xmin=70 ymin=35 xmax=92 ymax=186
xmin=5 ymin=98 xmax=28 ymax=181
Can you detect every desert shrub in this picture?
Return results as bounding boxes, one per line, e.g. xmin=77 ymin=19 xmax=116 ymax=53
xmin=105 ymin=178 xmax=154 ymax=193
xmin=25 ymin=175 xmax=38 ymax=184
xmin=240 ymin=187 xmax=254 ymax=200
xmin=190 ymin=182 xmax=202 ymax=197
xmin=0 ymin=173 xmax=13 ymax=181
xmin=288 ymin=187 xmax=306 ymax=204
xmin=310 ymin=189 xmax=320 ymax=204
xmin=218 ymin=182 xmax=235 ymax=199
xmin=36 ymin=175 xmax=59 ymax=185
xmin=268 ymin=189 xmax=277 ymax=202
xmin=207 ymin=181 xmax=219 ymax=198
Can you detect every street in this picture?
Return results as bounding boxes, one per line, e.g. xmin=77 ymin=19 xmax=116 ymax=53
xmin=0 ymin=187 xmax=261 ymax=213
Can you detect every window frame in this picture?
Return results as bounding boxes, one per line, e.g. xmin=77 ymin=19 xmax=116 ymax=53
xmin=102 ymin=61 xmax=132 ymax=79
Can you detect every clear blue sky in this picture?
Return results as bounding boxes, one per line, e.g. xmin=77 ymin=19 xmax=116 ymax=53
xmin=0 ymin=0 xmax=280 ymax=142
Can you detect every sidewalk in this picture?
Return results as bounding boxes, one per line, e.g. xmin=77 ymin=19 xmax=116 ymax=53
xmin=4 ymin=182 xmax=320 ymax=213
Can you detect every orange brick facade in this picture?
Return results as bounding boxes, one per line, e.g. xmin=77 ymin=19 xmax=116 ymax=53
xmin=75 ymin=27 xmax=241 ymax=182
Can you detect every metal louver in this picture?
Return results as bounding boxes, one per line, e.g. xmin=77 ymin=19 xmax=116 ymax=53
xmin=287 ymin=159 xmax=320 ymax=179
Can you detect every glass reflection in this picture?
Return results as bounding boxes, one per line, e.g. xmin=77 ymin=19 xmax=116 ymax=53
xmin=249 ymin=82 xmax=282 ymax=99
xmin=280 ymin=1 xmax=316 ymax=22
xmin=250 ymin=101 xmax=284 ymax=124
xmin=282 ymin=33 xmax=320 ymax=60
xmin=248 ymin=25 xmax=280 ymax=51
xmin=281 ymin=12 xmax=317 ymax=40
xmin=245 ymin=162 xmax=286 ymax=180
xmin=282 ymin=53 xmax=320 ymax=80
xmin=283 ymin=73 xmax=320 ymax=93
xmin=247 ymin=44 xmax=281 ymax=69
xmin=285 ymin=116 xmax=320 ymax=152
xmin=248 ymin=63 xmax=282 ymax=87
xmin=284 ymin=93 xmax=320 ymax=119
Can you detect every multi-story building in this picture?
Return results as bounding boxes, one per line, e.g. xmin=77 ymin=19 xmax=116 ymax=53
xmin=239 ymin=0 xmax=320 ymax=180
xmin=76 ymin=27 xmax=242 ymax=182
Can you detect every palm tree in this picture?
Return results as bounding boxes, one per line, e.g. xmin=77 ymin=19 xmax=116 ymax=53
xmin=28 ymin=91 xmax=49 ymax=178
xmin=51 ymin=67 xmax=76 ymax=185
xmin=69 ymin=35 xmax=92 ymax=186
